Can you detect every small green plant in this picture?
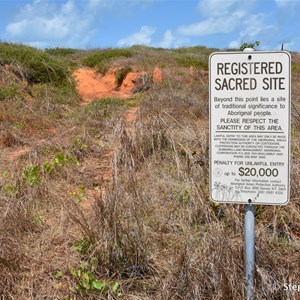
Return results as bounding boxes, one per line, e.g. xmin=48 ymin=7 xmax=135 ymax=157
xmin=71 ymin=185 xmax=87 ymax=203
xmin=53 ymin=152 xmax=78 ymax=167
xmin=4 ymin=184 xmax=18 ymax=198
xmin=72 ymin=137 xmax=88 ymax=150
xmin=54 ymin=153 xmax=68 ymax=167
xmin=115 ymin=66 xmax=133 ymax=86
xmin=41 ymin=153 xmax=78 ymax=179
xmin=74 ymin=236 xmax=94 ymax=255
xmin=174 ymin=189 xmax=192 ymax=206
xmin=22 ymin=165 xmax=41 ymax=186
xmin=42 ymin=161 xmax=55 ymax=175
xmin=13 ymin=120 xmax=26 ymax=129
xmin=240 ymin=41 xmax=260 ymax=50
xmin=33 ymin=214 xmax=43 ymax=225
xmin=69 ymin=263 xmax=122 ymax=296
xmin=31 ymin=205 xmax=44 ymax=225
xmin=54 ymin=270 xmax=63 ymax=279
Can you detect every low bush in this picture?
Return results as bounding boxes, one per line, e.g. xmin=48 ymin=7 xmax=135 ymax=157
xmin=175 ymin=55 xmax=208 ymax=70
xmin=45 ymin=47 xmax=79 ymax=57
xmin=0 ymin=42 xmax=72 ymax=86
xmin=174 ymin=46 xmax=216 ymax=70
xmin=82 ymin=48 xmax=132 ymax=67
xmin=115 ymin=66 xmax=133 ymax=86
xmin=174 ymin=45 xmax=215 ymax=54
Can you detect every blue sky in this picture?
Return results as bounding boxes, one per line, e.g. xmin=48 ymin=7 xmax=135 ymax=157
xmin=0 ymin=0 xmax=299 ymax=51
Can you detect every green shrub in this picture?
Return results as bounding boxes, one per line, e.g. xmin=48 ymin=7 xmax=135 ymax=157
xmin=82 ymin=48 xmax=132 ymax=67
xmin=115 ymin=66 xmax=133 ymax=86
xmin=45 ymin=47 xmax=79 ymax=57
xmin=95 ymin=59 xmax=110 ymax=74
xmin=44 ymin=47 xmax=80 ymax=69
xmin=173 ymin=46 xmax=216 ymax=70
xmin=175 ymin=55 xmax=208 ymax=70
xmin=22 ymin=165 xmax=41 ymax=186
xmin=174 ymin=45 xmax=215 ymax=54
xmin=0 ymin=42 xmax=71 ymax=86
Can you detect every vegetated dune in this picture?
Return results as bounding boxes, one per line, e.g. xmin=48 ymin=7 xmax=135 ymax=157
xmin=1 ymin=43 xmax=300 ymax=299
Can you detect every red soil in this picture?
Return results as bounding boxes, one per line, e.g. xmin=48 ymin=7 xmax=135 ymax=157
xmin=73 ymin=68 xmax=145 ymax=105
xmin=152 ymin=66 xmax=163 ymax=82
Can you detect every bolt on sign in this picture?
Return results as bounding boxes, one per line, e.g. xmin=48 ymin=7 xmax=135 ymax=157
xmin=209 ymin=51 xmax=291 ymax=205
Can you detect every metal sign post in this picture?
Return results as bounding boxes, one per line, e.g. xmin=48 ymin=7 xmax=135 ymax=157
xmin=244 ymin=202 xmax=255 ymax=299
xmin=244 ymin=48 xmax=255 ymax=300
xmin=209 ymin=49 xmax=291 ymax=299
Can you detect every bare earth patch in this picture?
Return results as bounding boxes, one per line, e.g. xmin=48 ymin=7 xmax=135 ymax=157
xmin=5 ymin=146 xmax=31 ymax=162
xmin=73 ymin=68 xmax=145 ymax=105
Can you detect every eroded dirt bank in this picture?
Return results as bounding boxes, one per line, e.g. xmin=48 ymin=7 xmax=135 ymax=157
xmin=73 ymin=68 xmax=146 ymax=105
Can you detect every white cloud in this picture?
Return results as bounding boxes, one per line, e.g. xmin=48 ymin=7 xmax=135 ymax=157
xmin=227 ymin=13 xmax=278 ymax=50
xmin=5 ymin=0 xmax=92 ymax=47
xmin=6 ymin=16 xmax=71 ymax=41
xmin=178 ymin=0 xmax=252 ymax=37
xmin=117 ymin=26 xmax=156 ymax=47
xmin=4 ymin=0 xmax=157 ymax=48
xmin=155 ymin=30 xmax=189 ymax=48
xmin=242 ymin=23 xmax=275 ymax=39
xmin=178 ymin=15 xmax=240 ymax=36
xmin=198 ymin=0 xmax=239 ymax=17
xmin=228 ymin=40 xmax=241 ymax=49
xmin=274 ymin=0 xmax=300 ymax=19
xmin=197 ymin=0 xmax=256 ymax=17
xmin=86 ymin=0 xmax=116 ymax=10
xmin=178 ymin=0 xmax=286 ymax=51
xmin=157 ymin=30 xmax=175 ymax=48
xmin=274 ymin=0 xmax=288 ymax=7
xmin=240 ymin=13 xmax=277 ymax=45
xmin=4 ymin=0 xmax=148 ymax=48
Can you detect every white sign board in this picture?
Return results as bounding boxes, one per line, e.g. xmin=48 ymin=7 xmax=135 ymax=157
xmin=209 ymin=51 xmax=291 ymax=205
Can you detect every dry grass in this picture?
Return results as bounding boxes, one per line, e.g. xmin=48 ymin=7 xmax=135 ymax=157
xmin=0 ymin=46 xmax=300 ymax=299
xmin=70 ymin=65 xmax=299 ymax=299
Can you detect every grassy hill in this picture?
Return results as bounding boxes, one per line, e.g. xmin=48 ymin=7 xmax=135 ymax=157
xmin=0 ymin=43 xmax=300 ymax=299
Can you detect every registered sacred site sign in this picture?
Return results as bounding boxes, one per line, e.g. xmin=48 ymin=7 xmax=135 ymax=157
xmin=209 ymin=51 xmax=291 ymax=205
